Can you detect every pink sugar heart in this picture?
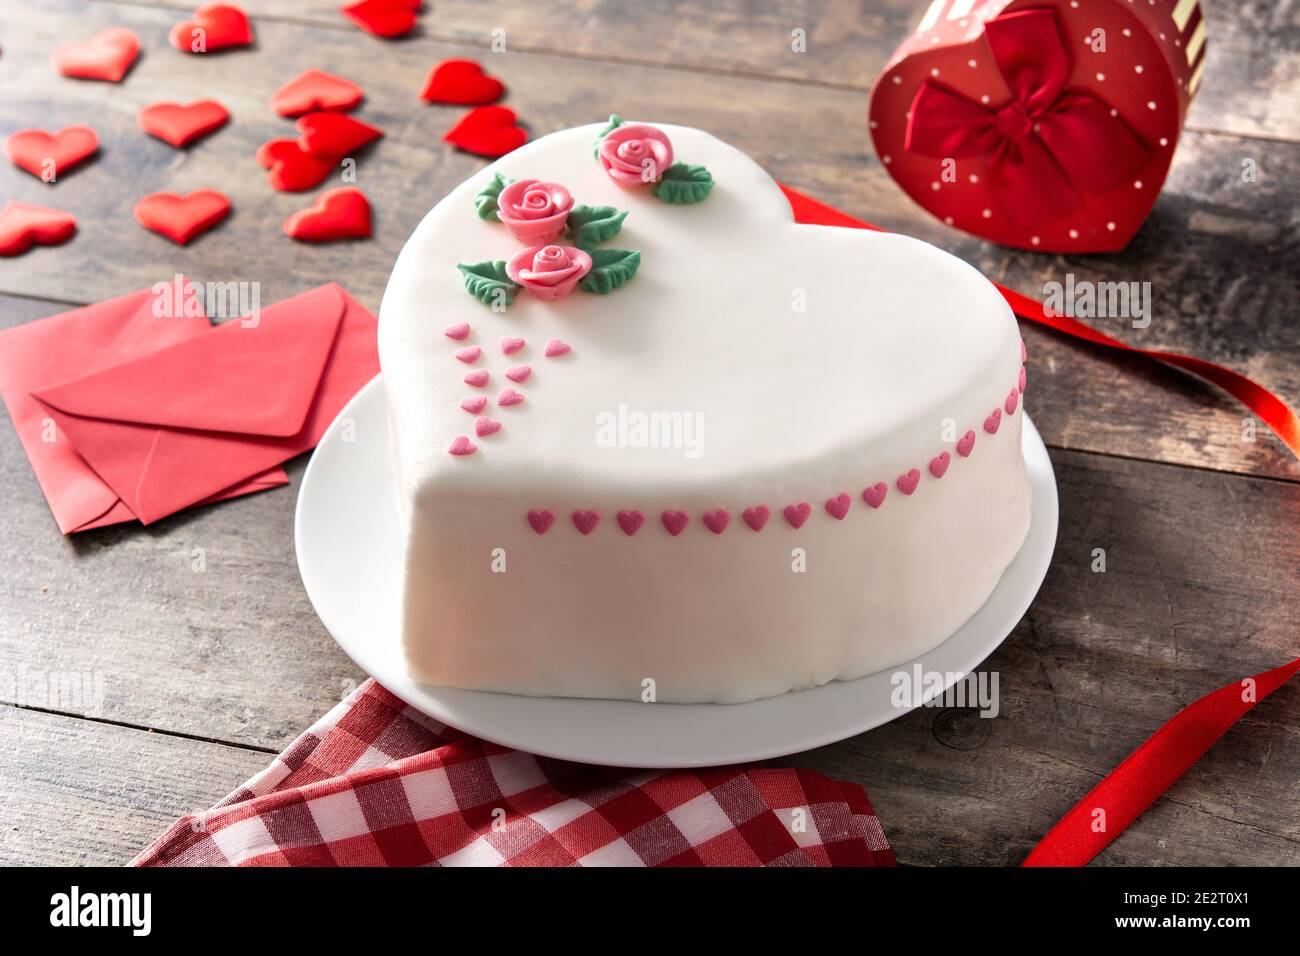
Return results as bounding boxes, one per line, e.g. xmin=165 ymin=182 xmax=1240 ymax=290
xmin=616 ymin=509 xmax=645 ymax=536
xmin=896 ymin=469 xmax=920 ymax=495
xmin=499 ymin=336 xmax=525 ymax=355
xmin=527 ymin=508 xmax=555 ymax=534
xmin=742 ymin=505 xmax=770 ymax=531
xmin=1005 ymin=388 xmax=1019 ymax=414
xmin=956 ymin=430 xmax=976 ymax=457
xmin=983 ymin=408 xmax=1002 ymax=434
xmin=783 ymin=502 xmax=811 ymax=529
xmin=862 ymin=482 xmax=888 ymax=509
xmin=475 ymin=416 xmax=501 ymax=437
xmin=1020 ymin=337 xmax=1027 ymax=362
xmin=463 ymin=369 xmax=489 ymax=387
xmin=572 ymin=509 xmax=601 ymax=535
xmin=1018 ymin=365 xmax=1027 ymax=394
xmin=444 ymin=322 xmax=470 ymax=340
xmin=505 ymin=364 xmax=531 ymax=383
xmin=929 ymin=452 xmax=951 ymax=479
xmin=543 ymin=338 xmax=571 ymax=357
xmin=661 ymin=510 xmax=690 ymax=536
xmin=702 ymin=509 xmax=730 ymax=534
xmin=447 ymin=435 xmax=476 ymax=456
xmin=460 ymin=395 xmax=488 ymax=414
xmin=825 ymin=493 xmax=851 ymax=520
xmin=455 ymin=345 xmax=481 ymax=363
xmin=497 ymin=387 xmax=524 ymax=406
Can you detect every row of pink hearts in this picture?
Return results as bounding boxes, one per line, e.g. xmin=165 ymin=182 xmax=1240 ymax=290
xmin=527 ymin=368 xmax=1026 ymax=535
xmin=445 ymin=323 xmax=572 ymax=453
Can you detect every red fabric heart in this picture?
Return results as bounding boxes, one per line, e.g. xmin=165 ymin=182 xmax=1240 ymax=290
xmin=271 ymin=69 xmax=364 ymax=117
xmin=4 ymin=126 xmax=99 ymax=181
xmin=169 ymin=4 xmax=254 ymax=53
xmin=51 ymin=27 xmax=140 ymax=82
xmin=341 ymin=0 xmax=418 ymax=38
xmin=296 ymin=112 xmax=384 ymax=157
xmin=137 ymin=100 xmax=230 ymax=148
xmin=283 ymin=187 xmax=372 ymax=242
xmin=0 ymin=202 xmax=77 ymax=256
xmin=443 ymin=106 xmax=527 ymax=158
xmin=134 ymin=190 xmax=231 ymax=245
xmin=256 ymin=139 xmax=336 ymax=192
xmin=420 ymin=59 xmax=505 ymax=105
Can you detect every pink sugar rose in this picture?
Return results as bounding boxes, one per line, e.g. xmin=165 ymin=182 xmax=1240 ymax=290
xmin=597 ymin=123 xmax=673 ymax=186
xmin=505 ymin=244 xmax=593 ymax=301
xmin=496 ymin=179 xmax=573 ymax=244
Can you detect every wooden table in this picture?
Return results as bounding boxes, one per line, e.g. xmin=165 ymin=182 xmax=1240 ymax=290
xmin=2 ymin=0 xmax=1297 ymax=867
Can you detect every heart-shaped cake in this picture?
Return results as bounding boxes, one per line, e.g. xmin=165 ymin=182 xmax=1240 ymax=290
xmin=379 ymin=121 xmax=1031 ymax=703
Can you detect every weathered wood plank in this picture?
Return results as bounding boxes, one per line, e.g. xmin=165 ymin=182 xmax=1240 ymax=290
xmin=4 ymin=1 xmax=1297 ymax=479
xmin=90 ymin=0 xmax=1300 ymax=142
xmin=0 ymin=705 xmax=268 ymax=866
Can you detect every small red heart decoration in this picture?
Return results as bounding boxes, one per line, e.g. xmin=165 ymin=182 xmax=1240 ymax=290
xmin=133 ymin=190 xmax=231 ymax=245
xmin=271 ymin=69 xmax=364 ymax=117
xmin=420 ymin=59 xmax=505 ymax=105
xmin=169 ymin=4 xmax=254 ymax=53
xmin=4 ymin=126 xmax=99 ymax=181
xmin=51 ymin=27 xmax=140 ymax=82
xmin=137 ymin=100 xmax=230 ymax=148
xmin=296 ymin=111 xmax=384 ymax=157
xmin=0 ymin=202 xmax=77 ymax=257
xmin=341 ymin=0 xmax=418 ymax=39
xmin=283 ymin=187 xmax=372 ymax=242
xmin=443 ymin=106 xmax=526 ymax=158
xmin=256 ymin=139 xmax=336 ymax=192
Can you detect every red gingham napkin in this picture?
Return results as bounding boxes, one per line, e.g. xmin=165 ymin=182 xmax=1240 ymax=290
xmin=133 ymin=679 xmax=894 ymax=867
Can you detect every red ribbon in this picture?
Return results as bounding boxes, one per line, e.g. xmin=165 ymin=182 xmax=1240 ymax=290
xmin=904 ymin=7 xmax=1151 ymax=227
xmin=780 ymin=184 xmax=1300 ymax=457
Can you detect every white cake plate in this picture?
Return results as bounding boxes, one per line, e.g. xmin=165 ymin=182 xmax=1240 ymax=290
xmin=296 ymin=374 xmax=1058 ymax=768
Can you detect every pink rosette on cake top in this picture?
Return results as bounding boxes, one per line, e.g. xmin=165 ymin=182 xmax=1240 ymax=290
xmin=597 ymin=123 xmax=673 ymax=186
xmin=505 ymin=244 xmax=592 ymax=301
xmin=496 ymin=179 xmax=574 ymax=244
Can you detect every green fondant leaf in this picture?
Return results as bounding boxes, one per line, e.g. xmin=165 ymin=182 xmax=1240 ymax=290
xmin=593 ymin=114 xmax=623 ymax=157
xmin=458 ymin=260 xmax=519 ymax=308
xmin=566 ymin=204 xmax=628 ymax=250
xmin=580 ymin=248 xmax=641 ymax=294
xmin=473 ymin=172 xmax=514 ymax=221
xmin=651 ymin=163 xmax=714 ymax=204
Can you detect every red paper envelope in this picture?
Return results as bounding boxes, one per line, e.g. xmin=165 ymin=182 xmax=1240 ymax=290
xmin=31 ymin=283 xmax=379 ymax=526
xmin=0 ymin=284 xmax=288 ymax=533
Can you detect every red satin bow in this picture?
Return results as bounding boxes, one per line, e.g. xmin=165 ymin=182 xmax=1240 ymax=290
xmin=905 ymin=7 xmax=1151 ymax=227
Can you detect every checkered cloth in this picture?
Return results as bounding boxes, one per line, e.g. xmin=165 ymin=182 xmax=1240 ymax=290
xmin=134 ymin=679 xmax=894 ymax=867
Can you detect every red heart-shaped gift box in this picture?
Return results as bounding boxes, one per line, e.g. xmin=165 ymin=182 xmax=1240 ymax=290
xmin=869 ymin=0 xmax=1206 ymax=252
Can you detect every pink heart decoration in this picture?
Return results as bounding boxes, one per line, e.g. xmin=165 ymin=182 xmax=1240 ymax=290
xmin=1019 ymin=366 xmax=1027 ymax=393
xmin=983 ymin=408 xmax=1002 ymax=434
xmin=496 ymin=387 xmax=524 ymax=406
xmin=454 ymin=345 xmax=481 ymax=363
xmin=929 ymin=452 xmax=951 ymax=479
xmin=463 ymin=369 xmax=489 ymax=387
xmin=475 ymin=416 xmax=501 ymax=437
xmin=460 ymin=396 xmax=487 ymax=414
xmin=616 ymin=510 xmax=645 ymax=536
xmin=543 ymin=338 xmax=571 ymax=357
xmin=825 ymin=493 xmax=851 ymax=520
xmin=1005 ymin=388 xmax=1019 ymax=414
xmin=444 ymin=322 xmax=470 ymax=340
xmin=957 ymin=430 xmax=976 ymax=457
xmin=505 ymin=364 xmax=531 ymax=383
xmin=703 ymin=509 xmax=730 ymax=534
xmin=447 ymin=435 xmax=476 ymax=456
xmin=527 ymin=509 xmax=555 ymax=534
xmin=896 ymin=469 xmax=920 ymax=495
xmin=571 ymin=510 xmax=601 ymax=535
xmin=862 ymin=482 xmax=888 ymax=509
xmin=742 ymin=505 xmax=770 ymax=531
xmin=661 ymin=510 xmax=690 ymax=536
xmin=783 ymin=502 xmax=811 ymax=529
xmin=500 ymin=336 xmax=525 ymax=355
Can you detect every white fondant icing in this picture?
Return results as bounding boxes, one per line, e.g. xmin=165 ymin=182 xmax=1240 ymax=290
xmin=379 ymin=122 xmax=1031 ymax=704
